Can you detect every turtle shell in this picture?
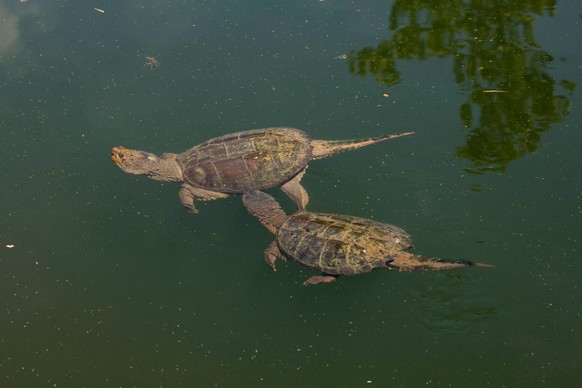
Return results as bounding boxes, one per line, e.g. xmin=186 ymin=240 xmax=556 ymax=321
xmin=276 ymin=212 xmax=413 ymax=276
xmin=176 ymin=128 xmax=312 ymax=193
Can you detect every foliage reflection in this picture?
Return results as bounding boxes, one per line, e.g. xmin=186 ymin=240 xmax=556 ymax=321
xmin=348 ymin=0 xmax=575 ymax=173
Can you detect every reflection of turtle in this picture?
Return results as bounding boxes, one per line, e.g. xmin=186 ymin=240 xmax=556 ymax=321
xmin=243 ymin=190 xmax=493 ymax=285
xmin=111 ymin=127 xmax=413 ymax=213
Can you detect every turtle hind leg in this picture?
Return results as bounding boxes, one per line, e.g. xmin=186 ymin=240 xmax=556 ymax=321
xmin=280 ymin=169 xmax=309 ymax=209
xmin=303 ymin=274 xmax=338 ymax=286
xmin=310 ymin=132 xmax=414 ymax=159
xmin=243 ymin=190 xmax=289 ymax=235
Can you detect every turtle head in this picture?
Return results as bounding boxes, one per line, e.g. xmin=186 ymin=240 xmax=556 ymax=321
xmin=111 ymin=146 xmax=180 ymax=181
xmin=111 ymin=146 xmax=161 ymax=174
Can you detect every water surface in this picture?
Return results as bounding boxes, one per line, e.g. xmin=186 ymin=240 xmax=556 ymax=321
xmin=1 ymin=1 xmax=581 ymax=386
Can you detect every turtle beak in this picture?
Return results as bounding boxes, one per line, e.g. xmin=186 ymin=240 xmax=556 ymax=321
xmin=111 ymin=146 xmax=127 ymax=164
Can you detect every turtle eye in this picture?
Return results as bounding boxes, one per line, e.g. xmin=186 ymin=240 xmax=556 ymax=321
xmin=110 ymin=149 xmax=126 ymax=164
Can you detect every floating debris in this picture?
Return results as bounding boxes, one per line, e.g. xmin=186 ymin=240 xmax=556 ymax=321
xmin=94 ymin=8 xmax=105 ymax=13
xmin=482 ymin=89 xmax=507 ymax=93
xmin=382 ymin=92 xmax=390 ymax=98
xmin=145 ymin=56 xmax=160 ymax=70
xmin=6 ymin=244 xmax=15 ymax=249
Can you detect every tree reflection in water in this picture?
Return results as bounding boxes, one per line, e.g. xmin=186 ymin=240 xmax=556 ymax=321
xmin=348 ymin=0 xmax=575 ymax=174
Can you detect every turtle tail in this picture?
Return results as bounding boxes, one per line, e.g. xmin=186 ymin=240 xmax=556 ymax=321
xmin=310 ymin=132 xmax=414 ymax=159
xmin=387 ymin=252 xmax=494 ymax=271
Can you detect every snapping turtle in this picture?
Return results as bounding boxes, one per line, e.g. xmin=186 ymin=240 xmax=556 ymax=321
xmin=111 ymin=127 xmax=413 ymax=213
xmin=243 ymin=190 xmax=493 ymax=285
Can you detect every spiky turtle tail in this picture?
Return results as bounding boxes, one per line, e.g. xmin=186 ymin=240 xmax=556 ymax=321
xmin=310 ymin=132 xmax=414 ymax=160
xmin=388 ymin=252 xmax=494 ymax=271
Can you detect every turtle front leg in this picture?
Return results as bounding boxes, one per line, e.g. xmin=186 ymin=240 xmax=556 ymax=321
xmin=281 ymin=168 xmax=309 ymax=210
xmin=303 ymin=275 xmax=338 ymax=286
xmin=178 ymin=184 xmax=228 ymax=214
xmin=264 ymin=240 xmax=286 ymax=271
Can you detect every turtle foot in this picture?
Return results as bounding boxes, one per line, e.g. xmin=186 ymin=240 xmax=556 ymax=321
xmin=303 ymin=275 xmax=337 ymax=286
xmin=264 ymin=240 xmax=283 ymax=271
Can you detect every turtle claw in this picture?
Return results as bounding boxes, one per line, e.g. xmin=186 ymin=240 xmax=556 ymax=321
xmin=179 ymin=184 xmax=228 ymax=215
xmin=265 ymin=254 xmax=277 ymax=271
xmin=264 ymin=241 xmax=282 ymax=271
xmin=180 ymin=199 xmax=199 ymax=214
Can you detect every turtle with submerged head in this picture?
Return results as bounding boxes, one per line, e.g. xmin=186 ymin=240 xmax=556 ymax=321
xmin=243 ymin=190 xmax=494 ymax=285
xmin=111 ymin=127 xmax=413 ymax=213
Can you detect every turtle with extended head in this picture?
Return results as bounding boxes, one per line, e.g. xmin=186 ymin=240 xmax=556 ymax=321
xmin=111 ymin=127 xmax=413 ymax=213
xmin=243 ymin=190 xmax=493 ymax=285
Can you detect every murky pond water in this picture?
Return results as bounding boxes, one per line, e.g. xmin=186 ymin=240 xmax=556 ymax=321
xmin=1 ymin=1 xmax=581 ymax=386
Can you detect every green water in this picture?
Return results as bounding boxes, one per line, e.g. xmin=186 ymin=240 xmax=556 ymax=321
xmin=1 ymin=1 xmax=581 ymax=386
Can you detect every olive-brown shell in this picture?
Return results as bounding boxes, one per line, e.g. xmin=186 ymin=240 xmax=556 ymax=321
xmin=176 ymin=128 xmax=312 ymax=193
xmin=276 ymin=212 xmax=413 ymax=275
